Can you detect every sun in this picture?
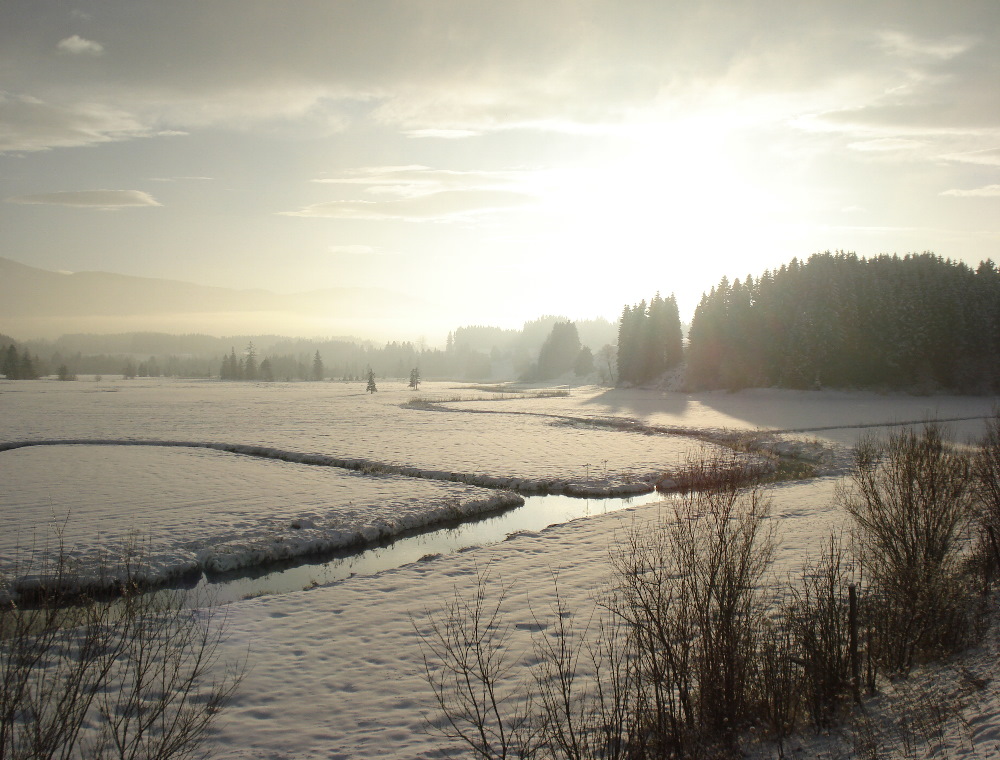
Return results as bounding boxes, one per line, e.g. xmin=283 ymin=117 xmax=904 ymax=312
xmin=509 ymin=118 xmax=786 ymax=318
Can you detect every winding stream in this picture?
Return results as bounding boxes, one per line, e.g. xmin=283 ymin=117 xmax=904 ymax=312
xmin=195 ymin=490 xmax=666 ymax=604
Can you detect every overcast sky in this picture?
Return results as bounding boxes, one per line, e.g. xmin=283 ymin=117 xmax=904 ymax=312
xmin=2 ymin=1 xmax=999 ymax=339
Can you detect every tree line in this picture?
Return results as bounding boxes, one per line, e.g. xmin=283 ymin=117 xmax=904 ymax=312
xmin=3 ymin=314 xmax=617 ymax=384
xmin=684 ymin=252 xmax=1000 ymax=392
xmin=1 ymin=344 xmax=41 ymax=380
xmin=614 ymin=252 xmax=1000 ymax=392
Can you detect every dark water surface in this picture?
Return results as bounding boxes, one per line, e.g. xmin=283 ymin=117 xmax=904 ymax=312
xmin=198 ymin=490 xmax=666 ymax=603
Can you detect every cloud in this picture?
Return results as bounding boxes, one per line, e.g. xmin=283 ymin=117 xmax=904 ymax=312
xmin=0 ymin=93 xmax=150 ymax=152
xmin=404 ymin=128 xmax=483 ymax=139
xmin=56 ymin=35 xmax=104 ymax=56
xmin=877 ymin=31 xmax=976 ymax=61
xmin=148 ymin=176 xmax=213 ymax=182
xmin=940 ymin=148 xmax=1000 ymax=167
xmin=1 ymin=3 xmax=998 ymax=158
xmin=848 ymin=138 xmax=924 ymax=152
xmin=284 ymin=190 xmax=532 ymax=221
xmin=313 ymin=165 xmax=528 ymax=198
xmin=297 ymin=164 xmax=536 ymax=221
xmin=328 ymin=245 xmax=376 ymax=254
xmin=7 ymin=190 xmax=162 ymax=209
xmin=941 ymin=185 xmax=1000 ymax=198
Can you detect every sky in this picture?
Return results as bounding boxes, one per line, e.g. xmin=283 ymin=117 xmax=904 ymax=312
xmin=2 ymin=1 xmax=999 ymax=341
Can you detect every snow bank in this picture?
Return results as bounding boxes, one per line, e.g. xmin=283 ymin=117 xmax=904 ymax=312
xmin=0 ymin=444 xmax=523 ymax=595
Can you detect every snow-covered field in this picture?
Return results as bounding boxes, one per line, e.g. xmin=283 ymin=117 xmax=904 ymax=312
xmin=2 ymin=378 xmax=999 ymax=759
xmin=0 ymin=444 xmax=521 ymax=586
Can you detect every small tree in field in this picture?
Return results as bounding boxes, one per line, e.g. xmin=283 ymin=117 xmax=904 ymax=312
xmin=408 ymin=367 xmax=420 ymax=390
xmin=366 ymin=368 xmax=378 ymax=394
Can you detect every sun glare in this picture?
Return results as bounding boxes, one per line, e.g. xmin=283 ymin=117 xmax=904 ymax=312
xmin=517 ymin=118 xmax=785 ymax=317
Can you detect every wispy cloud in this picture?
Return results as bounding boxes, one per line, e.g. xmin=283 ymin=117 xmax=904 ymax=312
xmin=848 ymin=138 xmax=924 ymax=152
xmin=940 ymin=148 xmax=1000 ymax=167
xmin=0 ymin=94 xmax=149 ymax=153
xmin=148 ymin=176 xmax=213 ymax=182
xmin=403 ymin=128 xmax=483 ymax=139
xmin=313 ymin=165 xmax=528 ymax=198
xmin=941 ymin=185 xmax=1000 ymax=198
xmin=284 ymin=190 xmax=531 ymax=221
xmin=877 ymin=30 xmax=977 ymax=61
xmin=56 ymin=35 xmax=104 ymax=56
xmin=7 ymin=190 xmax=162 ymax=209
xmin=328 ymin=244 xmax=377 ymax=254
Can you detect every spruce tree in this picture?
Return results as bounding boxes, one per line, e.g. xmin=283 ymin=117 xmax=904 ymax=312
xmin=2 ymin=345 xmax=19 ymax=379
xmin=260 ymin=358 xmax=275 ymax=382
xmin=537 ymin=321 xmax=581 ymax=380
xmin=20 ymin=349 xmax=39 ymax=380
xmin=366 ymin=368 xmax=378 ymax=394
xmin=663 ymin=294 xmax=683 ymax=370
xmin=408 ymin=367 xmax=420 ymax=389
xmin=574 ymin=346 xmax=595 ymax=377
xmin=312 ymin=351 xmax=324 ymax=381
xmin=244 ymin=343 xmax=258 ymax=381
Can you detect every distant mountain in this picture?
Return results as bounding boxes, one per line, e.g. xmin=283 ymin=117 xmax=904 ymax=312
xmin=0 ymin=257 xmax=442 ymax=340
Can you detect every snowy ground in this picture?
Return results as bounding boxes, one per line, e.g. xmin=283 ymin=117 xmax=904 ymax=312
xmin=2 ymin=378 xmax=999 ymax=758
xmin=0 ymin=444 xmax=519 ymax=588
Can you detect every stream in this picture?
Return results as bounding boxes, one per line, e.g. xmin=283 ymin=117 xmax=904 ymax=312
xmin=195 ymin=490 xmax=667 ymax=604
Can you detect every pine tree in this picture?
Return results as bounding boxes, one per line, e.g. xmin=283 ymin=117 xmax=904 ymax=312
xmin=366 ymin=368 xmax=378 ymax=394
xmin=260 ymin=358 xmax=274 ymax=382
xmin=537 ymin=321 xmax=581 ymax=380
xmin=20 ymin=349 xmax=39 ymax=380
xmin=662 ymin=294 xmax=683 ymax=370
xmin=2 ymin=345 xmax=19 ymax=379
xmin=312 ymin=351 xmax=324 ymax=381
xmin=408 ymin=367 xmax=420 ymax=390
xmin=244 ymin=343 xmax=258 ymax=381
xmin=616 ymin=303 xmax=639 ymax=384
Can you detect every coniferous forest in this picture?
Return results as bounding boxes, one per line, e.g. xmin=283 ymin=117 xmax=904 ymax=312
xmin=681 ymin=252 xmax=1000 ymax=392
xmin=616 ymin=293 xmax=684 ymax=385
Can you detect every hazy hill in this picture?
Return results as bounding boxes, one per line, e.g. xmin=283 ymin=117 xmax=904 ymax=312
xmin=0 ymin=257 xmax=442 ymax=340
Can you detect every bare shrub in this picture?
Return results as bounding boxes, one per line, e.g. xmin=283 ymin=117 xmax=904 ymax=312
xmin=418 ymin=453 xmax=781 ymax=760
xmin=973 ymin=410 xmax=1000 ymax=576
xmin=530 ymin=590 xmax=638 ymax=760
xmin=754 ymin=617 xmax=801 ymax=750
xmin=973 ymin=411 xmax=1000 ymax=533
xmin=662 ymin=449 xmax=770 ymax=495
xmin=0 ymin=549 xmax=243 ymax=760
xmin=839 ymin=425 xmax=978 ymax=673
xmin=415 ymin=568 xmax=536 ymax=760
xmin=604 ymin=470 xmax=779 ymax=757
xmin=781 ymin=533 xmax=856 ymax=728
